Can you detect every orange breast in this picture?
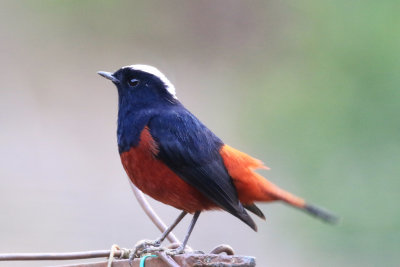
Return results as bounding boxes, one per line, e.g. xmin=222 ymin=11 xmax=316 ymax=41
xmin=120 ymin=127 xmax=217 ymax=213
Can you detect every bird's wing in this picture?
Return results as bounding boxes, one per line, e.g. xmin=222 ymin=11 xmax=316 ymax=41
xmin=148 ymin=108 xmax=257 ymax=230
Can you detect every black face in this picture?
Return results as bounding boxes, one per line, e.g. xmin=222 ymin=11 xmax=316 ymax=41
xmin=101 ymin=67 xmax=177 ymax=107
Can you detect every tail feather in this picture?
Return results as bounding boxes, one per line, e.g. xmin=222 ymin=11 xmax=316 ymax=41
xmin=276 ymin=189 xmax=339 ymax=224
xmin=303 ymin=203 xmax=339 ymax=224
xmin=244 ymin=204 xmax=266 ymax=220
xmin=219 ymin=145 xmax=339 ymax=225
xmin=235 ymin=203 xmax=258 ymax=231
xmin=263 ymin=183 xmax=339 ymax=224
xmin=270 ymin=186 xmax=339 ymax=224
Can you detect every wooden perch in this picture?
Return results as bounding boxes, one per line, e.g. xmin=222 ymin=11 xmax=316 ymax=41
xmin=59 ymin=253 xmax=256 ymax=267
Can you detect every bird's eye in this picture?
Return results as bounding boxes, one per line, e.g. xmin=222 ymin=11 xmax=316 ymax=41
xmin=128 ymin=79 xmax=140 ymax=87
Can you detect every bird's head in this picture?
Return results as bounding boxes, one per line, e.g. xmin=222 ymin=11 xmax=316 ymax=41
xmin=98 ymin=65 xmax=178 ymax=107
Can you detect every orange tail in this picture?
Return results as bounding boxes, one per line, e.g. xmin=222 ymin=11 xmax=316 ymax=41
xmin=220 ymin=145 xmax=338 ymax=224
xmin=256 ymin=176 xmax=338 ymax=223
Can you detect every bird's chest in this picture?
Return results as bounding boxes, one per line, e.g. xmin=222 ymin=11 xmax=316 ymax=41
xmin=120 ymin=127 xmax=215 ymax=212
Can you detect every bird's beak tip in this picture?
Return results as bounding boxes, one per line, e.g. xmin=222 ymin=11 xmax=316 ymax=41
xmin=97 ymin=71 xmax=119 ymax=83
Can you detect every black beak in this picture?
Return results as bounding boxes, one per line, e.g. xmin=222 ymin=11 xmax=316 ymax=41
xmin=97 ymin=71 xmax=120 ymax=83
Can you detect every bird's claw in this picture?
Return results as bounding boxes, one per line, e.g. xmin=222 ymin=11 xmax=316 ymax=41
xmin=128 ymin=239 xmax=195 ymax=265
xmin=165 ymin=246 xmax=186 ymax=256
xmin=128 ymin=239 xmax=165 ymax=263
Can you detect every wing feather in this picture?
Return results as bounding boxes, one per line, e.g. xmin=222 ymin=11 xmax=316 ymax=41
xmin=148 ymin=107 xmax=257 ymax=230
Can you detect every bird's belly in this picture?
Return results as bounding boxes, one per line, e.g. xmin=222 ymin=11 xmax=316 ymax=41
xmin=120 ymin=128 xmax=216 ymax=213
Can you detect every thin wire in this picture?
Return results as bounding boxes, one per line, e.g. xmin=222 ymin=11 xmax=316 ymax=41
xmin=128 ymin=179 xmax=180 ymax=244
xmin=0 ymin=250 xmax=118 ymax=261
xmin=139 ymin=255 xmax=157 ymax=267
xmin=0 ymin=245 xmax=237 ymax=262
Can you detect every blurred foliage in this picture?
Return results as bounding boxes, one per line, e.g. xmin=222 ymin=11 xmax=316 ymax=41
xmin=239 ymin=1 xmax=400 ymax=265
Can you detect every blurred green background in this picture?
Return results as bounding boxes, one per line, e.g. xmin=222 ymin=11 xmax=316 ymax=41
xmin=1 ymin=1 xmax=399 ymax=266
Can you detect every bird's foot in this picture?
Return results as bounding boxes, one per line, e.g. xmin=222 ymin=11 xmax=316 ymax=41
xmin=165 ymin=245 xmax=188 ymax=256
xmin=128 ymin=240 xmax=197 ymax=264
xmin=128 ymin=239 xmax=165 ymax=264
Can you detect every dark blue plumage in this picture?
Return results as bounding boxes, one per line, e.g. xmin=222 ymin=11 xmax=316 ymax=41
xmin=99 ymin=65 xmax=256 ymax=230
xmin=149 ymin=108 xmax=255 ymax=229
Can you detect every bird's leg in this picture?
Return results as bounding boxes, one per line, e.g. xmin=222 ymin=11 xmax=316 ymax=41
xmin=167 ymin=211 xmax=200 ymax=255
xmin=153 ymin=210 xmax=187 ymax=247
xmin=130 ymin=211 xmax=187 ymax=261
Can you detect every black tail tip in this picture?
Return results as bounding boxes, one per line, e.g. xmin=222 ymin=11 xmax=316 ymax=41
xmin=304 ymin=203 xmax=340 ymax=224
xmin=244 ymin=204 xmax=266 ymax=220
xmin=237 ymin=205 xmax=258 ymax=232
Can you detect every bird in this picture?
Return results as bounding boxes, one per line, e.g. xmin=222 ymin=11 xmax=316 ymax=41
xmin=98 ymin=64 xmax=337 ymax=254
